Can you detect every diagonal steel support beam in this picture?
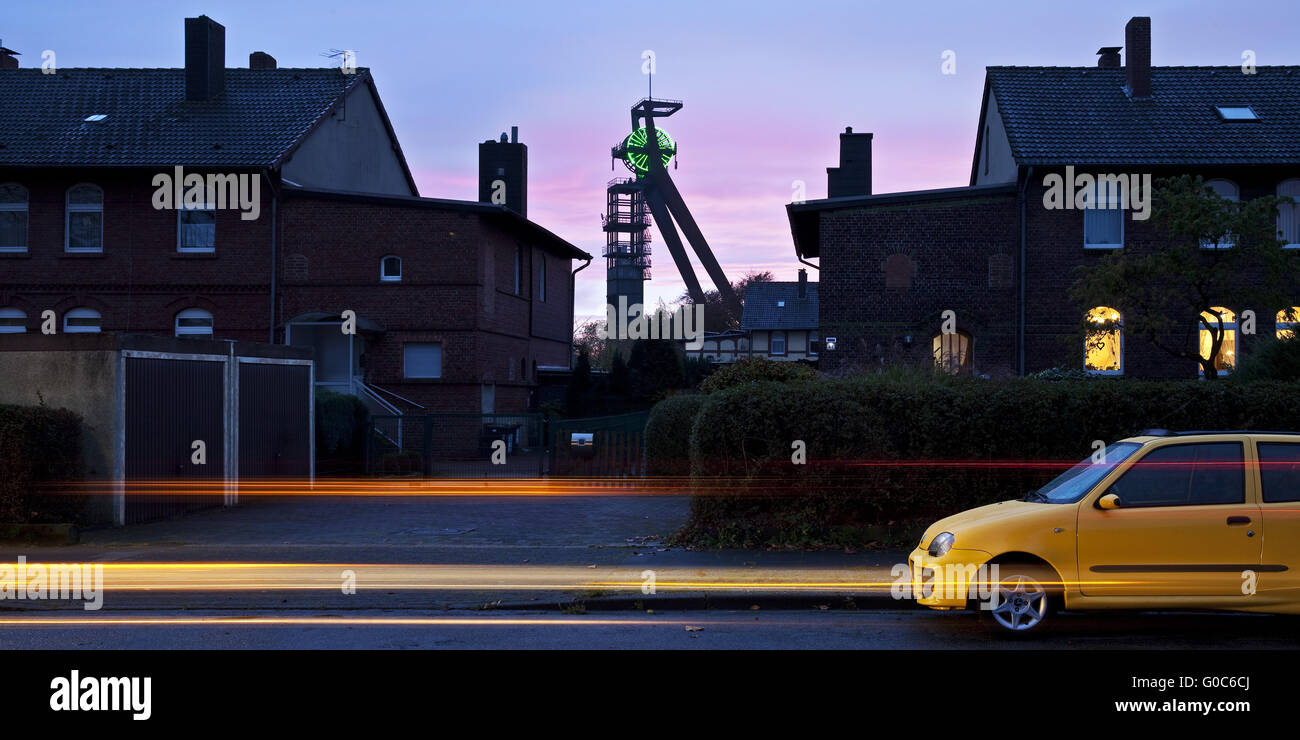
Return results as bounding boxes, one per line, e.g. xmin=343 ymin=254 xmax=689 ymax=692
xmin=644 ymin=187 xmax=704 ymax=304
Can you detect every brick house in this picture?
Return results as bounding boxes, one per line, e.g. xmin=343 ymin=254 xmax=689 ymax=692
xmin=0 ymin=15 xmax=589 ymax=416
xmin=789 ymin=17 xmax=1300 ymax=379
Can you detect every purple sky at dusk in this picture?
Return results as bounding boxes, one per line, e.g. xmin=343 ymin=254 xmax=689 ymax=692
xmin=6 ymin=1 xmax=1299 ymax=319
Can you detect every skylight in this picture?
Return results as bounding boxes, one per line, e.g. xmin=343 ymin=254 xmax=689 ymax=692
xmin=83 ymin=114 xmax=107 ymax=123
xmin=1216 ymin=106 xmax=1258 ymax=121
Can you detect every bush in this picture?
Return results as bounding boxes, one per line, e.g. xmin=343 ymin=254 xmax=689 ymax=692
xmin=698 ymin=357 xmax=816 ymax=394
xmin=1232 ymin=335 xmax=1300 ymax=382
xmin=680 ymin=375 xmax=1300 ymax=548
xmin=0 ymin=404 xmax=86 ymax=524
xmin=644 ymin=394 xmax=707 ymax=475
xmin=315 ymin=391 xmax=369 ymax=470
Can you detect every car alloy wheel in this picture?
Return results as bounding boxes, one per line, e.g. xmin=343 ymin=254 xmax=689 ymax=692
xmin=989 ymin=575 xmax=1049 ymax=631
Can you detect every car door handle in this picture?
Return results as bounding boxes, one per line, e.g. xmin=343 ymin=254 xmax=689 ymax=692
xmin=1227 ymin=516 xmax=1251 ymax=525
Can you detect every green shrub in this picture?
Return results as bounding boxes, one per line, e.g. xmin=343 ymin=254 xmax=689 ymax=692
xmin=698 ymin=357 xmax=816 ymax=394
xmin=1232 ymin=336 xmax=1300 ymax=382
xmin=0 ymin=404 xmax=86 ymax=524
xmin=644 ymin=394 xmax=707 ymax=475
xmin=315 ymin=390 xmax=369 ymax=465
xmin=680 ymin=376 xmax=1300 ymax=548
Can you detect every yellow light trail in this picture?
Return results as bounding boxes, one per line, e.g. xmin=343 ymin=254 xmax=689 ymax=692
xmin=0 ymin=562 xmax=1129 ymax=592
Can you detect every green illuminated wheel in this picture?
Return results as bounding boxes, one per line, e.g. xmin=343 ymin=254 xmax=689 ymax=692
xmin=619 ymin=126 xmax=675 ymax=176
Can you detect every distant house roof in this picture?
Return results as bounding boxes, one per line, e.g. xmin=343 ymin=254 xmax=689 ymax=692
xmin=0 ymin=66 xmax=415 ymax=188
xmin=740 ymin=281 xmax=819 ymax=331
xmin=283 ymin=185 xmax=592 ymax=261
xmin=974 ymin=65 xmax=1300 ymax=176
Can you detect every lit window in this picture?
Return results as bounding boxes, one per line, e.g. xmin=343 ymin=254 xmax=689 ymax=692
xmin=175 ymin=308 xmax=214 ymax=337
xmin=0 ymin=183 xmax=29 ymax=253
xmin=63 ymin=308 xmax=101 ymax=334
xmin=1083 ymin=178 xmax=1124 ymax=249
xmin=933 ymin=330 xmax=973 ymax=375
xmin=770 ymin=331 xmax=787 ymax=355
xmin=1277 ymin=307 xmax=1300 ymax=340
xmin=1202 ymin=180 xmax=1239 ymax=249
xmin=404 ymin=342 xmax=442 ymax=379
xmin=381 ymin=255 xmax=402 ymax=282
xmin=66 ymin=184 xmax=104 ymax=252
xmin=1277 ymin=179 xmax=1300 ymax=249
xmin=1084 ymin=306 xmax=1123 ymax=374
xmin=1199 ymin=307 xmax=1236 ymax=376
xmin=0 ymin=307 xmax=26 ymax=334
xmin=1215 ymin=106 xmax=1258 ymax=121
xmin=178 ymin=207 xmax=215 ymax=252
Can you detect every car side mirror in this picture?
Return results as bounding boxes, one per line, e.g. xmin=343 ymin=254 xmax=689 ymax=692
xmin=1098 ymin=492 xmax=1122 ymax=510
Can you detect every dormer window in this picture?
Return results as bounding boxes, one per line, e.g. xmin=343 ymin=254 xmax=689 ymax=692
xmin=1215 ymin=106 xmax=1258 ymax=121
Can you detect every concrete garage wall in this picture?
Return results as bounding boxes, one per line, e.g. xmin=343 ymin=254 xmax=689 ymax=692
xmin=0 ymin=338 xmax=120 ymax=524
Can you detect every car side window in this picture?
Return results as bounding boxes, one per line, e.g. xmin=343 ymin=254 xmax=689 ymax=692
xmin=1258 ymin=442 xmax=1300 ymax=503
xmin=1110 ymin=442 xmax=1245 ymax=507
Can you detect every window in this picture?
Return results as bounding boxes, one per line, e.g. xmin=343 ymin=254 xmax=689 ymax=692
xmin=175 ymin=308 xmax=213 ymax=337
xmin=1083 ymin=179 xmax=1124 ymax=249
xmin=809 ymin=331 xmax=819 ymax=356
xmin=1108 ymin=442 xmax=1245 ymax=507
xmin=381 ymin=255 xmax=402 ymax=282
xmin=1199 ymin=307 xmax=1236 ymax=376
xmin=177 ymin=206 xmax=215 ymax=252
xmin=1258 ymin=442 xmax=1300 ymax=503
xmin=0 ymin=183 xmax=28 ymax=252
xmin=1215 ymin=106 xmax=1258 ymax=121
xmin=514 ymin=245 xmax=523 ymax=295
xmin=933 ymin=330 xmax=973 ymax=375
xmin=403 ymin=342 xmax=442 ymax=379
xmin=537 ymin=255 xmax=546 ymax=302
xmin=481 ymin=383 xmax=495 ymax=414
xmin=720 ymin=339 xmax=735 ymax=361
xmin=63 ymin=308 xmax=101 ymax=334
xmin=770 ymin=331 xmax=787 ymax=355
xmin=1278 ymin=179 xmax=1300 ymax=248
xmin=1202 ymin=180 xmax=1239 ymax=249
xmin=0 ymin=307 xmax=26 ymax=334
xmin=1084 ymin=306 xmax=1123 ymax=374
xmin=66 ymin=184 xmax=104 ymax=252
xmin=1277 ymin=307 xmax=1300 ymax=340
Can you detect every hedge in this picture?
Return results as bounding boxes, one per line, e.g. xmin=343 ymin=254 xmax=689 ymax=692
xmin=661 ymin=375 xmax=1300 ymax=548
xmin=0 ymin=404 xmax=86 ymax=524
xmin=315 ymin=390 xmax=370 ymax=473
xmin=644 ymin=394 xmax=707 ymax=475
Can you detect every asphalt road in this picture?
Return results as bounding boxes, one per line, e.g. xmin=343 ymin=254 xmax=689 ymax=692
xmin=3 ymin=608 xmax=1298 ymax=649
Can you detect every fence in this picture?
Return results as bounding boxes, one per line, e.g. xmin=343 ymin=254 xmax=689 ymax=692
xmin=366 ymin=413 xmax=545 ymax=478
xmin=363 ymin=411 xmax=650 ymax=479
xmin=550 ymin=412 xmax=648 ymax=478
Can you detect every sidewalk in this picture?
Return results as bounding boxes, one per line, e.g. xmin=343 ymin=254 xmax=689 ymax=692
xmin=0 ymin=493 xmax=912 ymax=612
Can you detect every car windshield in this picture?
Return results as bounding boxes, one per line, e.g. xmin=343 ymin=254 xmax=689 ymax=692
xmin=1031 ymin=442 xmax=1142 ymax=503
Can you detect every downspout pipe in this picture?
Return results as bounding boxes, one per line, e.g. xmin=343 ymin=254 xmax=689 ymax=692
xmin=262 ymin=169 xmax=281 ymax=344
xmin=570 ymin=257 xmax=593 ymax=369
xmin=1018 ymin=166 xmax=1033 ymax=376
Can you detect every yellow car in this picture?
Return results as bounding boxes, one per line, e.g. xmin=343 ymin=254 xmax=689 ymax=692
xmin=909 ymin=431 xmax=1300 ymax=632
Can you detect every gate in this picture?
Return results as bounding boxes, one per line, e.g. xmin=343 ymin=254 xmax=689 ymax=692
xmin=123 ymin=355 xmax=225 ymax=524
xmin=366 ymin=413 xmax=545 ymax=478
xmin=550 ymin=412 xmax=648 ymax=477
xmin=237 ymin=360 xmax=313 ymax=480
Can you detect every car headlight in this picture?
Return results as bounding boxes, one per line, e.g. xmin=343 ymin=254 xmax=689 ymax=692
xmin=928 ymin=532 xmax=955 ymax=557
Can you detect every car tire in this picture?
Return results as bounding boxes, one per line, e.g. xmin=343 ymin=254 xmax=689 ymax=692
xmin=975 ymin=563 xmax=1060 ymax=634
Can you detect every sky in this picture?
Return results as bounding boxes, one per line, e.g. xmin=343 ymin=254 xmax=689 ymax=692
xmin=5 ymin=0 xmax=1300 ymax=319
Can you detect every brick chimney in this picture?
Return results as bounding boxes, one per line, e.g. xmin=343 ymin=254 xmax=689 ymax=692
xmin=827 ymin=127 xmax=872 ymax=198
xmin=0 ymin=44 xmax=19 ymax=70
xmin=184 ymin=15 xmax=226 ymax=101
xmin=249 ymin=51 xmax=277 ymax=70
xmin=1125 ymin=17 xmax=1151 ymax=98
xmin=479 ymin=126 xmax=528 ymax=218
xmin=1097 ymin=46 xmax=1121 ymax=68
xmin=797 ymin=268 xmax=808 ymax=299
